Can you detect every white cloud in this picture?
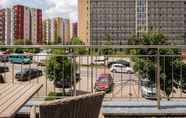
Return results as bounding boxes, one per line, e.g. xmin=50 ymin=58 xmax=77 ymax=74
xmin=44 ymin=0 xmax=78 ymax=22
xmin=1 ymin=0 xmax=78 ymax=22
xmin=0 ymin=0 xmax=6 ymax=8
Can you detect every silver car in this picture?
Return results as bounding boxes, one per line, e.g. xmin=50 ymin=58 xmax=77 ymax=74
xmin=140 ymin=79 xmax=156 ymax=99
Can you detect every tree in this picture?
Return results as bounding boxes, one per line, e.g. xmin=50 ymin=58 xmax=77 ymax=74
xmin=128 ymin=31 xmax=186 ymax=99
xmin=46 ymin=48 xmax=78 ymax=95
xmin=0 ymin=41 xmax=7 ymax=51
xmin=54 ymin=36 xmax=62 ymax=44
xmin=70 ymin=37 xmax=87 ymax=54
xmin=12 ymin=39 xmax=40 ymax=53
xmin=99 ymin=34 xmax=113 ymax=55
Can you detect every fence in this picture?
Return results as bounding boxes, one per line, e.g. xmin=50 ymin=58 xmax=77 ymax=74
xmin=1 ymin=45 xmax=186 ymax=109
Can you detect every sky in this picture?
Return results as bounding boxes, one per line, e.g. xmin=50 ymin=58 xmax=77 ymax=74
xmin=0 ymin=0 xmax=78 ymax=22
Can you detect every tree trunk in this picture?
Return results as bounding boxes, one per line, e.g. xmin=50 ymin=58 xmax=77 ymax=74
xmin=63 ymin=87 xmax=66 ymax=96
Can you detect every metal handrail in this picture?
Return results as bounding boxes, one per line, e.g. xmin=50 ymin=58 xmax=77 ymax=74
xmin=1 ymin=45 xmax=186 ymax=49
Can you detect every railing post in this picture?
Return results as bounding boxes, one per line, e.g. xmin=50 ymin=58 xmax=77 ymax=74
xmin=157 ymin=48 xmax=161 ymax=109
xmin=91 ymin=46 xmax=94 ymax=93
xmin=73 ymin=54 xmax=77 ymax=96
xmin=12 ymin=63 xmax=14 ymax=84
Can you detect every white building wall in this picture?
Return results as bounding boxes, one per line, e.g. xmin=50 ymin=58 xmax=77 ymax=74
xmin=70 ymin=22 xmax=73 ymax=39
xmin=43 ymin=19 xmax=51 ymax=43
xmin=50 ymin=19 xmax=55 ymax=43
xmin=30 ymin=8 xmax=37 ymax=44
xmin=10 ymin=7 xmax=14 ymax=45
xmin=24 ymin=7 xmax=30 ymax=43
xmin=5 ymin=8 xmax=11 ymax=45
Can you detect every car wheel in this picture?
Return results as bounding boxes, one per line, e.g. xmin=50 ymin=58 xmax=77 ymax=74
xmin=112 ymin=69 xmax=117 ymax=73
xmin=141 ymin=93 xmax=145 ymax=97
xmin=127 ymin=70 xmax=133 ymax=74
xmin=39 ymin=72 xmax=42 ymax=76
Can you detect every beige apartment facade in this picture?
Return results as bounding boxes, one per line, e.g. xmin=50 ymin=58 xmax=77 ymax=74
xmin=78 ymin=0 xmax=90 ymax=44
xmin=43 ymin=17 xmax=70 ymax=44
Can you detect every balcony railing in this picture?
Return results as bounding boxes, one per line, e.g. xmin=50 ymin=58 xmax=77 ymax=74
xmin=1 ymin=45 xmax=186 ymax=109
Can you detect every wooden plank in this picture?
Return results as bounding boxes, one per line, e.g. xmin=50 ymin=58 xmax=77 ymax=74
xmin=0 ymin=84 xmax=6 ymax=90
xmin=0 ymin=84 xmax=42 ymax=118
xmin=0 ymin=84 xmax=20 ymax=100
xmin=0 ymin=84 xmax=28 ymax=107
xmin=0 ymin=84 xmax=13 ymax=95
xmin=0 ymin=84 xmax=12 ymax=92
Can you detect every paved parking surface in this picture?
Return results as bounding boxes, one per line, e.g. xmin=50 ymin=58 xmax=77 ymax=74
xmin=1 ymin=62 xmax=186 ymax=99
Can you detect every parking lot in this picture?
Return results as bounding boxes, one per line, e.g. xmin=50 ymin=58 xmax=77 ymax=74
xmin=1 ymin=56 xmax=186 ymax=100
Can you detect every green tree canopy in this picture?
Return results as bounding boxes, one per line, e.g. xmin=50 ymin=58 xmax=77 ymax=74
xmin=128 ymin=31 xmax=186 ymax=98
xmin=12 ymin=39 xmax=40 ymax=53
xmin=98 ymin=34 xmax=113 ymax=55
xmin=46 ymin=48 xmax=78 ymax=95
xmin=0 ymin=41 xmax=7 ymax=51
xmin=69 ymin=37 xmax=87 ymax=54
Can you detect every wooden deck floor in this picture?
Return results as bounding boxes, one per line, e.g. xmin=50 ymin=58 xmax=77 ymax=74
xmin=0 ymin=84 xmax=42 ymax=118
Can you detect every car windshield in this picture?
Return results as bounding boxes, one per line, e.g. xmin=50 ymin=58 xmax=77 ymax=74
xmin=97 ymin=77 xmax=109 ymax=83
xmin=145 ymin=82 xmax=155 ymax=88
xmin=148 ymin=84 xmax=155 ymax=88
xmin=21 ymin=69 xmax=30 ymax=73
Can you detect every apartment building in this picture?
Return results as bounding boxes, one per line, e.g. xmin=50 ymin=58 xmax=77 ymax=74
xmin=43 ymin=19 xmax=51 ymax=44
xmin=0 ymin=9 xmax=5 ymax=44
xmin=10 ymin=5 xmax=30 ymax=44
xmin=147 ymin=0 xmax=186 ymax=44
xmin=30 ymin=8 xmax=42 ymax=44
xmin=5 ymin=8 xmax=11 ymax=45
xmin=70 ymin=22 xmax=78 ymax=38
xmin=0 ymin=5 xmax=42 ymax=45
xmin=43 ymin=17 xmax=70 ymax=44
xmin=55 ymin=17 xmax=64 ymax=44
xmin=79 ymin=0 xmax=186 ymax=45
xmin=63 ymin=19 xmax=70 ymax=44
xmin=78 ymin=0 xmax=90 ymax=44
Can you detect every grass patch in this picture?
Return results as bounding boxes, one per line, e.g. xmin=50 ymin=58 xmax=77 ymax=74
xmin=45 ymin=92 xmax=65 ymax=101
xmin=80 ymin=64 xmax=106 ymax=68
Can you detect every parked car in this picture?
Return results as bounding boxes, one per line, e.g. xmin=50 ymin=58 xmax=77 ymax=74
xmin=9 ymin=54 xmax=32 ymax=64
xmin=94 ymin=74 xmax=114 ymax=93
xmin=173 ymin=80 xmax=186 ymax=93
xmin=140 ymin=79 xmax=156 ymax=99
xmin=15 ymin=68 xmax=42 ymax=81
xmin=108 ymin=59 xmax=130 ymax=68
xmin=0 ymin=51 xmax=10 ymax=62
xmin=0 ymin=66 xmax=9 ymax=73
xmin=54 ymin=73 xmax=81 ymax=88
xmin=110 ymin=64 xmax=133 ymax=74
xmin=92 ymin=57 xmax=108 ymax=65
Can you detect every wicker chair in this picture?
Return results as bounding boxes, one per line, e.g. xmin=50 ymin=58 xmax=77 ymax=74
xmin=30 ymin=92 xmax=105 ymax=118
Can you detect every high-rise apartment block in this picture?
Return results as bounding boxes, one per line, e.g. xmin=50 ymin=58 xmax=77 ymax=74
xmin=5 ymin=8 xmax=11 ymax=45
xmin=43 ymin=19 xmax=51 ymax=44
xmin=63 ymin=19 xmax=70 ymax=43
xmin=70 ymin=22 xmax=78 ymax=38
xmin=78 ymin=0 xmax=90 ymax=44
xmin=43 ymin=17 xmax=70 ymax=44
xmin=30 ymin=8 xmax=42 ymax=44
xmin=55 ymin=17 xmax=64 ymax=43
xmin=11 ymin=5 xmax=30 ymax=44
xmin=0 ymin=9 xmax=5 ymax=43
xmin=79 ymin=0 xmax=186 ymax=45
xmin=0 ymin=5 xmax=42 ymax=45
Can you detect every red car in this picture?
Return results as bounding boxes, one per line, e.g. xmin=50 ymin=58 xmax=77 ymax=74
xmin=94 ymin=74 xmax=114 ymax=93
